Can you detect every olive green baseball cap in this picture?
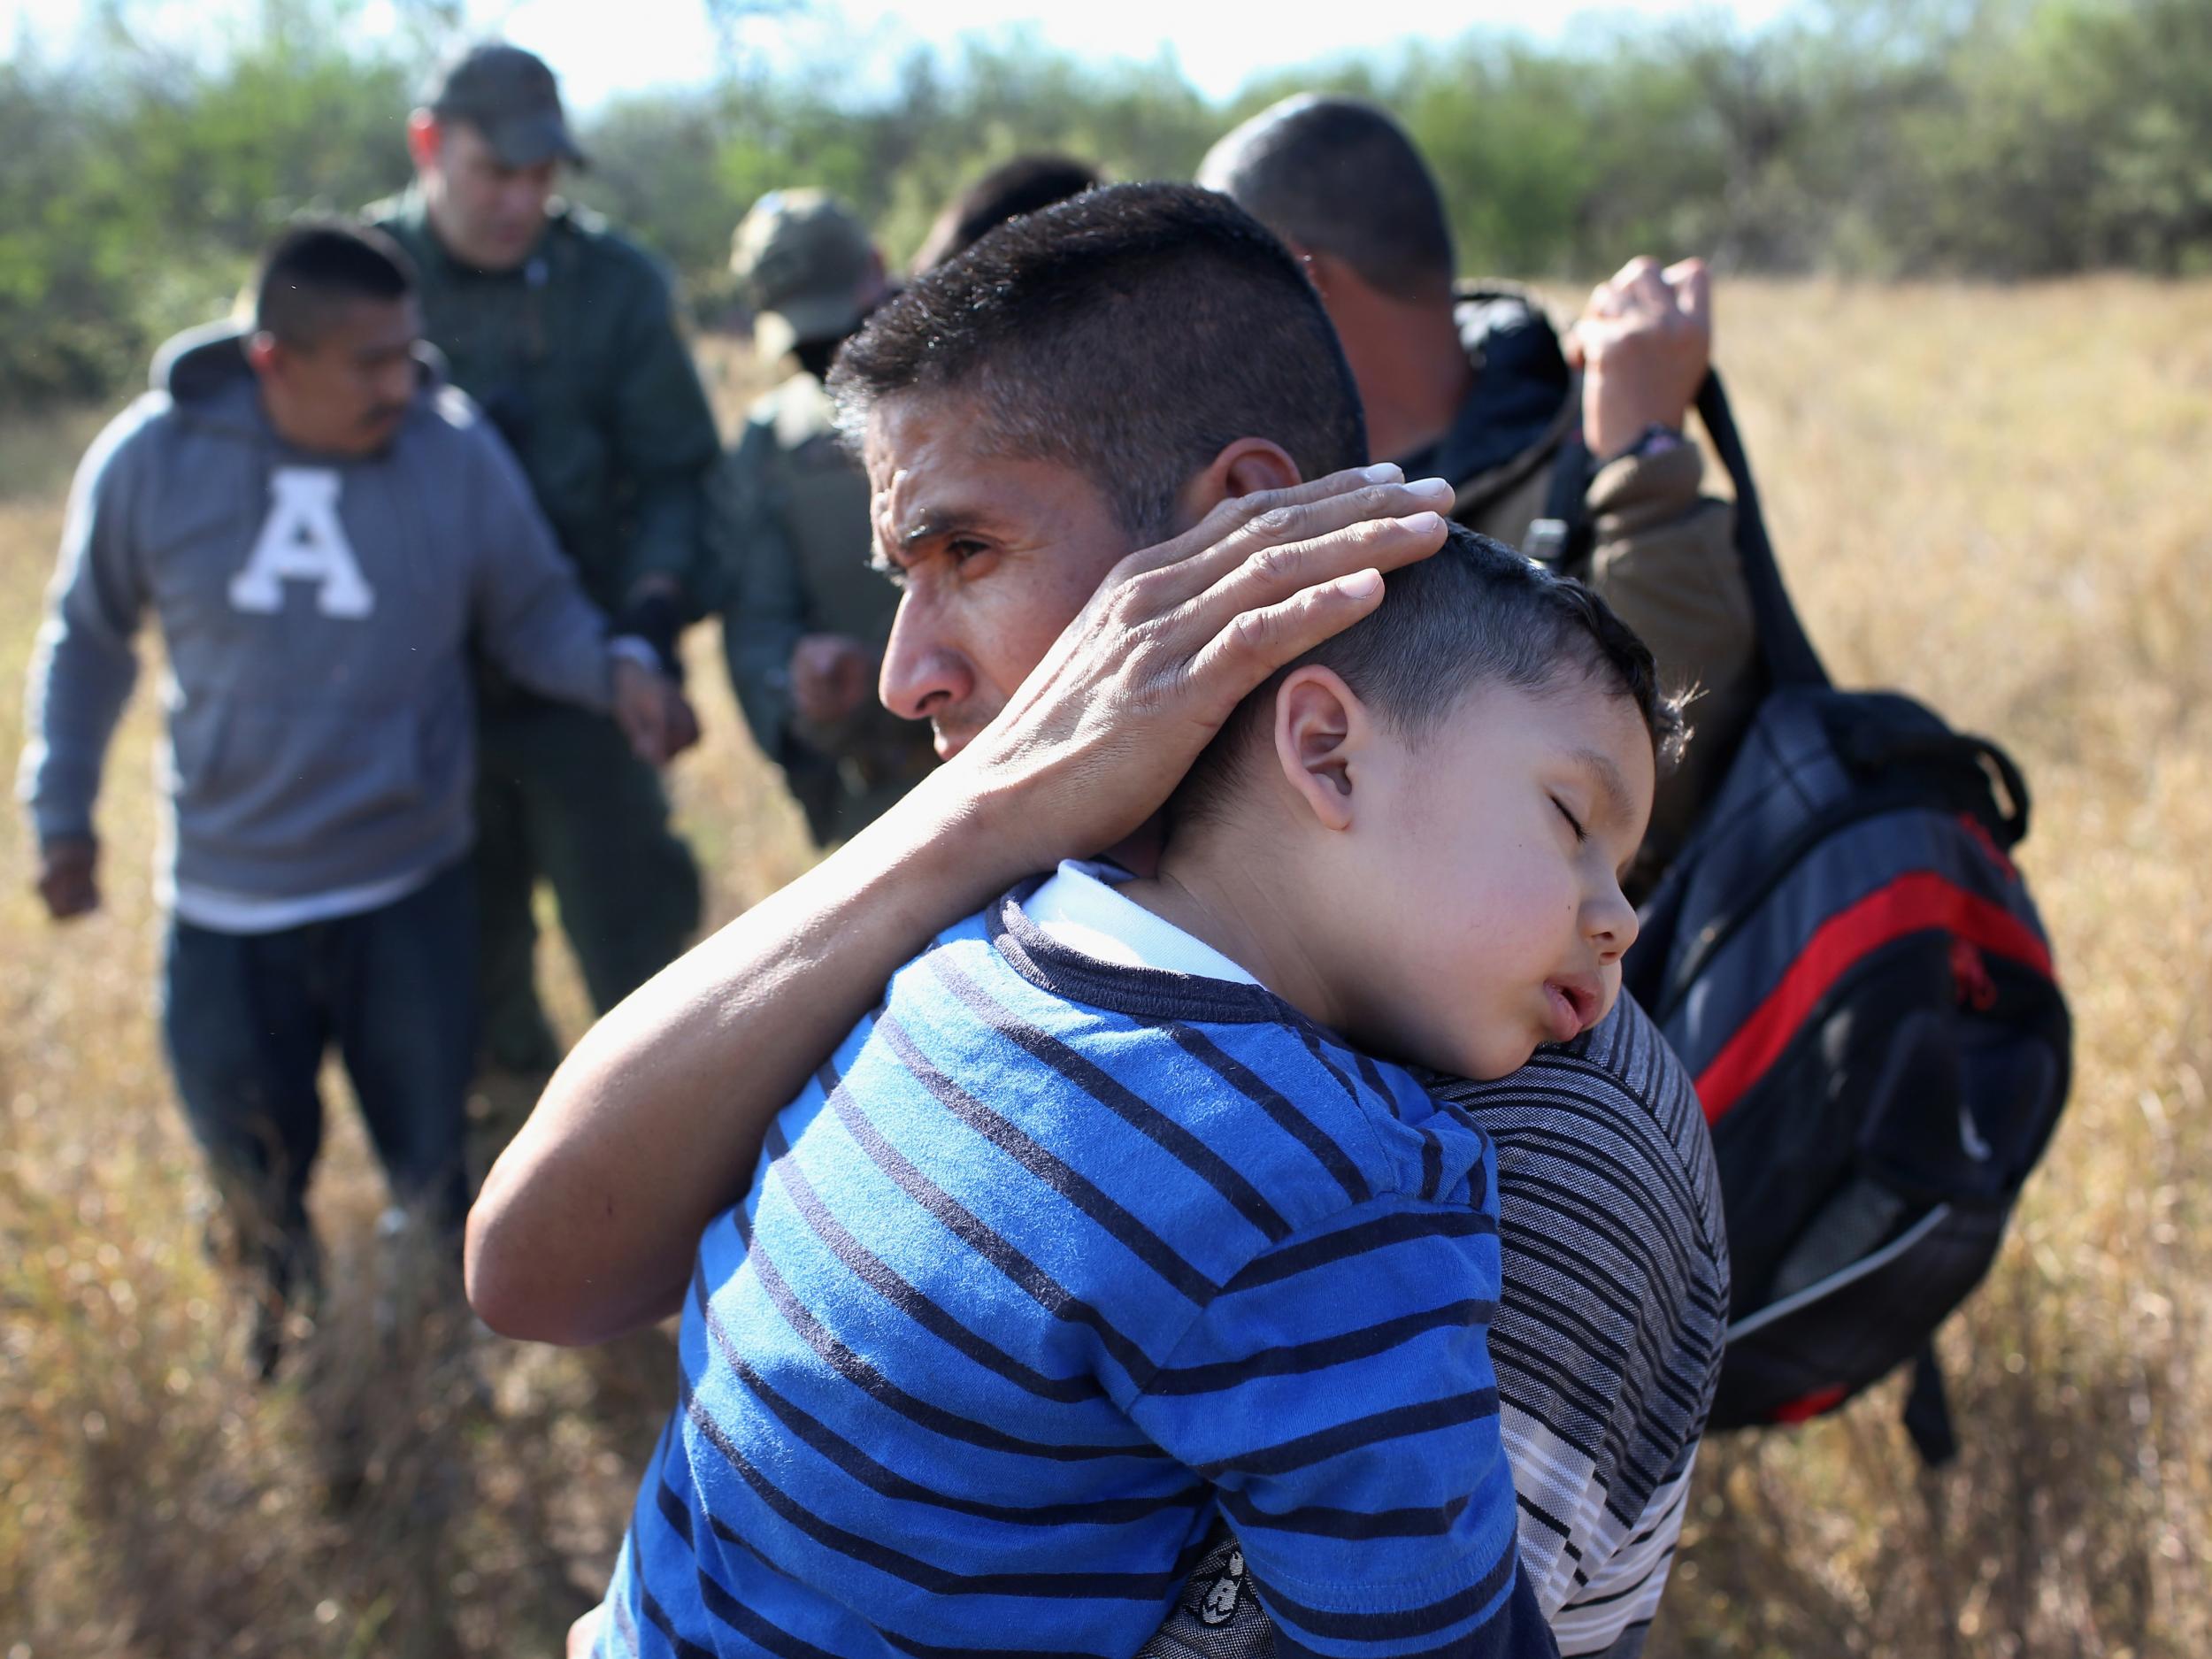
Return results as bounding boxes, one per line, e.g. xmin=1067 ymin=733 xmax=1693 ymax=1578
xmin=425 ymin=42 xmax=587 ymax=171
xmin=731 ymin=189 xmax=875 ymax=357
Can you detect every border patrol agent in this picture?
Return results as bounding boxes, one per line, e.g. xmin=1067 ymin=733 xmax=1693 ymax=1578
xmin=713 ymin=191 xmax=935 ymax=846
xmin=370 ymin=42 xmax=720 ymax=1071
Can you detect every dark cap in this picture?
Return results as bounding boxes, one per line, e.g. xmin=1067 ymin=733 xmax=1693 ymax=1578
xmin=730 ymin=189 xmax=876 ymax=356
xmin=424 ymin=42 xmax=587 ymax=170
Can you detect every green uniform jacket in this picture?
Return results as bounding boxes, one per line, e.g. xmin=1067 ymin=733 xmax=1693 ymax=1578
xmin=709 ymin=371 xmax=934 ymax=827
xmin=370 ymin=193 xmax=720 ymax=617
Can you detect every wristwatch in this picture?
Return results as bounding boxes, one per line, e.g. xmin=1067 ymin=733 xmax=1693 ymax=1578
xmin=1612 ymin=422 xmax=1686 ymax=465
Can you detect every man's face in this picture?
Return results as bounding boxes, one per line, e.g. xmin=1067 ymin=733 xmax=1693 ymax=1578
xmin=418 ymin=118 xmax=557 ymax=272
xmin=866 ymin=394 xmax=1135 ymax=760
xmin=257 ymin=296 xmax=422 ymax=457
xmin=1328 ymin=674 xmax=1653 ymax=1080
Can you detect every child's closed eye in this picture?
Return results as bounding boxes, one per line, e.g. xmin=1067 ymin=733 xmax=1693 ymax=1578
xmin=1553 ymin=796 xmax=1588 ymax=843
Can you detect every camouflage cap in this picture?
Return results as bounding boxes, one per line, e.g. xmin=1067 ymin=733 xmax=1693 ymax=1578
xmin=425 ymin=42 xmax=587 ymax=171
xmin=731 ymin=189 xmax=875 ymax=358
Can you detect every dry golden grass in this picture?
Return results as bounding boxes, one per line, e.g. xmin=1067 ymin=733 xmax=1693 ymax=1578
xmin=4 ymin=286 xmax=2208 ymax=1656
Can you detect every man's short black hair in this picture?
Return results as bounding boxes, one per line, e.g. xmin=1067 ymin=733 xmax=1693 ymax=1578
xmin=254 ymin=219 xmax=417 ymax=347
xmin=1174 ymin=523 xmax=1687 ymax=826
xmin=912 ymin=153 xmax=1105 ymax=273
xmin=830 ymin=182 xmax=1367 ymax=539
xmin=1198 ymin=94 xmax=1455 ymax=304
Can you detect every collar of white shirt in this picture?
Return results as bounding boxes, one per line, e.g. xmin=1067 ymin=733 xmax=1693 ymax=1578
xmin=1019 ymin=859 xmax=1261 ymax=987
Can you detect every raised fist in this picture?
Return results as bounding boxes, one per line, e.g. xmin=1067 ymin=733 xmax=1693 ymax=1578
xmin=1569 ymin=255 xmax=1712 ymax=462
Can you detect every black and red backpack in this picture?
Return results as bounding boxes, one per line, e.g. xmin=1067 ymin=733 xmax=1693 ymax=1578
xmin=1619 ymin=376 xmax=2073 ymax=1462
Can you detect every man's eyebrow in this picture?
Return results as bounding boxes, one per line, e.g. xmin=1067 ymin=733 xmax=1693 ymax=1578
xmin=871 ymin=506 xmax=990 ymax=577
xmin=894 ymin=505 xmax=993 ymax=553
xmin=1571 ymin=748 xmax=1638 ymax=825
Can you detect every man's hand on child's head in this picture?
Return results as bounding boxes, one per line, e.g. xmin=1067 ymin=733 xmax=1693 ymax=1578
xmin=939 ymin=463 xmax=1454 ymax=876
xmin=35 ymin=837 xmax=99 ymax=921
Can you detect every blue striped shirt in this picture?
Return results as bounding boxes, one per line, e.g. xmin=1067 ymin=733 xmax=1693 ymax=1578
xmin=596 ymin=880 xmax=1554 ymax=1659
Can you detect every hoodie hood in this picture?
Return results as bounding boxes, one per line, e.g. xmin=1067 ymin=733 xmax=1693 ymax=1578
xmin=150 ymin=319 xmax=262 ymax=432
xmin=1401 ymin=283 xmax=1578 ymax=505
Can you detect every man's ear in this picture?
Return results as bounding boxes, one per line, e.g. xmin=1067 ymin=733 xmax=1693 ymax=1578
xmin=1172 ymin=436 xmax=1303 ymax=529
xmin=245 ymin=330 xmax=285 ymax=379
xmin=405 ymin=109 xmax=442 ymax=173
xmin=1294 ymin=242 xmax=1341 ymax=303
xmin=1264 ymin=232 xmax=1327 ymax=295
xmin=1272 ymin=664 xmax=1371 ymax=833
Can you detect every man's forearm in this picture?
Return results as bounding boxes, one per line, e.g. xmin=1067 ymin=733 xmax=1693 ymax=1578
xmin=465 ymin=762 xmax=1033 ymax=1344
xmin=1586 ymin=445 xmax=1751 ymax=693
xmin=469 ymin=465 xmax=1457 ymax=1345
xmin=21 ymin=619 xmax=135 ymax=851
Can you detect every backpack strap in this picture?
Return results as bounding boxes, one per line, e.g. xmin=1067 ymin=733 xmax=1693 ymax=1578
xmin=1694 ymin=373 xmax=1831 ymax=691
xmin=1902 ymin=1342 xmax=1961 ymax=1467
xmin=1522 ymin=430 xmax=1594 ymax=571
xmin=1520 ymin=373 xmax=1829 ymax=694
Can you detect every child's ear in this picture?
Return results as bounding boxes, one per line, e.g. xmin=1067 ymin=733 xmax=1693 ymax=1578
xmin=1271 ymin=665 xmax=1370 ymax=833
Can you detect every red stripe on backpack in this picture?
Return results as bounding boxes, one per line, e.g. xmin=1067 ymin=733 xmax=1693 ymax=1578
xmin=1695 ymin=872 xmax=2056 ymax=1125
xmin=1771 ymin=1384 xmax=1851 ymax=1424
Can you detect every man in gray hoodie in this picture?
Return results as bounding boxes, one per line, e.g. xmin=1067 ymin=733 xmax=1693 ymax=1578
xmin=18 ymin=220 xmax=687 ymax=1371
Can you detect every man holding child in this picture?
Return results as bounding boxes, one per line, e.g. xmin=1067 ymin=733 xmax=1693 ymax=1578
xmin=477 ymin=186 xmax=1725 ymax=1659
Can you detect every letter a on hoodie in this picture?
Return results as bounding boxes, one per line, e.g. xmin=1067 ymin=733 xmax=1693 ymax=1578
xmin=229 ymin=467 xmax=375 ymax=618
